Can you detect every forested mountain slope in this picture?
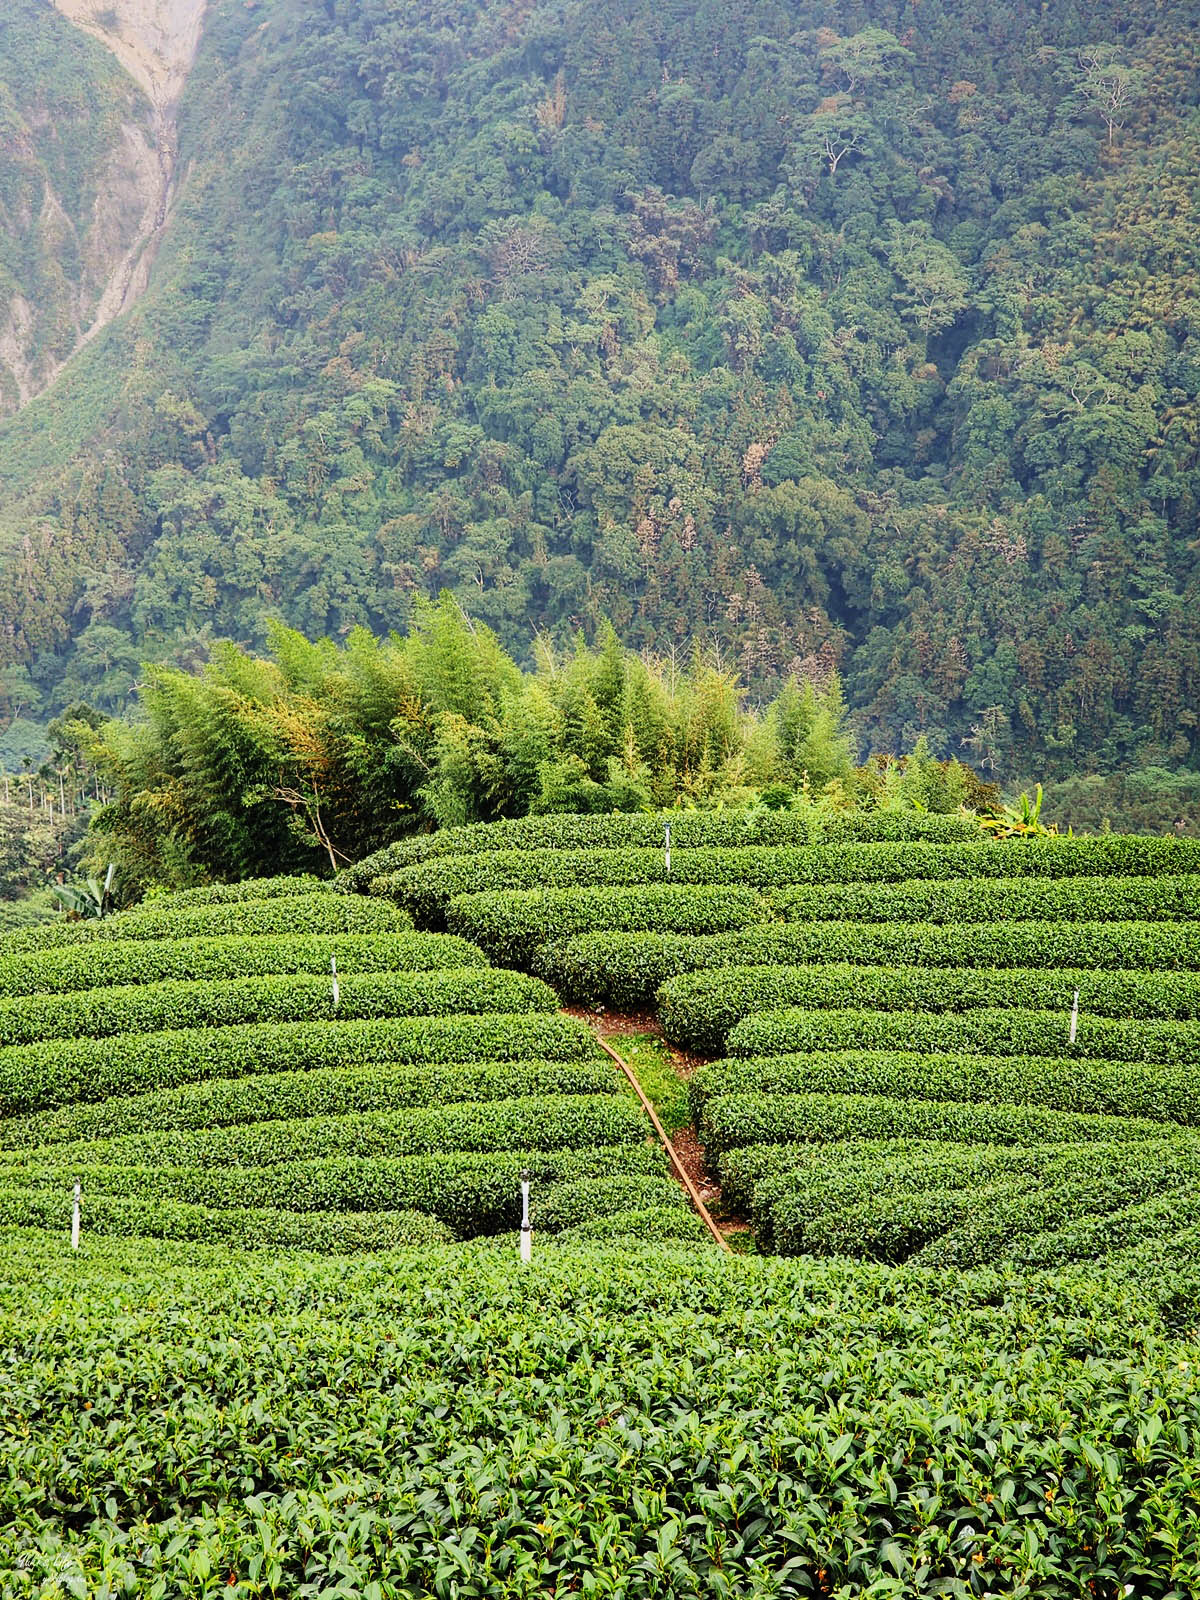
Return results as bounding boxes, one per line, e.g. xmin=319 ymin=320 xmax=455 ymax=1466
xmin=0 ymin=0 xmax=1197 ymax=779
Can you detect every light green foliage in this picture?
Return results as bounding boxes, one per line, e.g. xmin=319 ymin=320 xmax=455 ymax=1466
xmin=4 ymin=893 xmax=411 ymax=949
xmin=772 ymin=872 xmax=1200 ymax=924
xmin=4 ymin=1239 xmax=1200 ymax=1591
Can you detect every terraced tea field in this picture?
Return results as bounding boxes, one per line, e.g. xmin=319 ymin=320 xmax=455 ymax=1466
xmin=6 ymin=815 xmax=1200 ymax=1596
xmin=358 ymin=817 xmax=1200 ymax=1266
xmin=0 ymin=880 xmax=698 ymax=1250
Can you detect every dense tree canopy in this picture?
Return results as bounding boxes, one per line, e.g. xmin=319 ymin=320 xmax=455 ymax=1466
xmin=0 ymin=0 xmax=1198 ymax=787
xmin=76 ymin=603 xmax=986 ymax=889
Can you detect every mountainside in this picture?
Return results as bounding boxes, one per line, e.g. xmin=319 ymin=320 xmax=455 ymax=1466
xmin=0 ymin=0 xmax=1197 ymax=780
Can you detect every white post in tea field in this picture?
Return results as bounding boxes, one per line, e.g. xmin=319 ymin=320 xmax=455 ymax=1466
xmin=520 ymin=1168 xmax=532 ymax=1264
xmin=1069 ymin=988 xmax=1080 ymax=1046
xmin=71 ymin=1182 xmax=81 ymax=1251
xmin=331 ymin=956 xmax=340 ymax=1010
xmin=664 ymin=822 xmax=671 ymax=877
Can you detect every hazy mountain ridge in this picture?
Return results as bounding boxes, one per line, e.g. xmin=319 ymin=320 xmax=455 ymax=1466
xmin=0 ymin=0 xmax=1197 ymax=785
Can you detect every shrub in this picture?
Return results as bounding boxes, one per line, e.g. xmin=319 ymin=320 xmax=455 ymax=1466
xmin=370 ymin=837 xmax=1200 ymax=923
xmin=2 ymin=1059 xmax=620 ymax=1150
xmin=165 ymin=876 xmax=330 ymax=906
xmin=726 ymin=1006 xmax=1200 ymax=1065
xmin=338 ymin=811 xmax=985 ymax=889
xmin=0 ymin=1012 xmax=598 ymax=1115
xmin=0 ymin=932 xmax=487 ymax=1000
xmin=445 ymin=885 xmax=768 ymax=964
xmin=533 ymin=1175 xmax=688 ymax=1231
xmin=555 ymin=1206 xmax=708 ymax=1243
xmin=689 ymin=1049 xmax=1200 ymax=1128
xmin=661 ymin=964 xmax=1200 ymax=1052
xmin=0 ymin=967 xmax=557 ymax=1048
xmin=0 ymin=1093 xmax=649 ymax=1172
xmin=1016 ymin=1190 xmax=1200 ymax=1270
xmin=752 ymin=1141 xmax=1200 ymax=1264
xmin=773 ymin=873 xmax=1200 ymax=925
xmin=0 ymin=1185 xmax=451 ymax=1251
xmin=538 ymin=921 xmax=1200 ymax=1010
xmin=699 ymin=1090 xmax=1174 ymax=1158
xmin=19 ymin=1144 xmax=668 ymax=1235
xmin=5 ymin=895 xmax=411 ymax=950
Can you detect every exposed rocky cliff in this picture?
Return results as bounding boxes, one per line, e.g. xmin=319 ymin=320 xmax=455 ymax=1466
xmin=0 ymin=0 xmax=206 ymax=414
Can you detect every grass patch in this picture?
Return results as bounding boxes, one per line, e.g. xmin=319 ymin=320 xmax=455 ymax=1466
xmin=607 ymin=1031 xmax=691 ymax=1135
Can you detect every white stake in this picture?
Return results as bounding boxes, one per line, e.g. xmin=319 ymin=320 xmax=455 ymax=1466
xmin=71 ymin=1182 xmax=81 ymax=1251
xmin=1069 ymin=988 xmax=1079 ymax=1046
xmin=664 ymin=823 xmax=671 ymax=876
xmin=331 ymin=956 xmax=340 ymax=1010
xmin=520 ymin=1168 xmax=532 ymax=1264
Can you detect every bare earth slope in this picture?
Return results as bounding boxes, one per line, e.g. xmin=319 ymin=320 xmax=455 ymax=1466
xmin=0 ymin=1 xmax=206 ymax=412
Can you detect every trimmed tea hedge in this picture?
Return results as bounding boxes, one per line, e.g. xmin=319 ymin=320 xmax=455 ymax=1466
xmin=725 ymin=1006 xmax=1200 ymax=1064
xmin=165 ymin=875 xmax=329 ymax=906
xmin=4 ymin=1093 xmax=649 ymax=1172
xmin=1017 ymin=1190 xmax=1200 ymax=1270
xmin=0 ymin=968 xmax=558 ymax=1048
xmin=533 ymin=1175 xmax=688 ymax=1231
xmin=539 ymin=921 xmax=1200 ymax=1009
xmin=5 ymin=895 xmax=411 ymax=950
xmin=0 ymin=1012 xmax=598 ymax=1115
xmin=445 ymin=884 xmax=767 ymax=964
xmin=0 ymin=1185 xmax=450 ymax=1251
xmin=371 ymin=837 xmax=1200 ymax=922
xmin=746 ymin=1140 xmax=1200 ymax=1263
xmin=773 ymin=873 xmax=1200 ymax=925
xmin=661 ymin=964 xmax=1200 ymax=1052
xmin=338 ymin=810 xmax=985 ymax=889
xmin=690 ymin=1049 xmax=1200 ymax=1127
xmin=20 ymin=1144 xmax=668 ymax=1234
xmin=555 ymin=1206 xmax=709 ymax=1243
xmin=10 ymin=1244 xmax=1200 ymax=1594
xmin=0 ymin=1059 xmax=620 ymax=1150
xmin=0 ymin=931 xmax=487 ymax=999
xmin=699 ymin=1090 xmax=1174 ymax=1157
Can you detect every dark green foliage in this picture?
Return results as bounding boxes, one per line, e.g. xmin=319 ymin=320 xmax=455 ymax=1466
xmin=376 ymin=837 xmax=1200 ymax=923
xmin=0 ymin=931 xmax=486 ymax=999
xmin=342 ymin=810 xmax=984 ymax=889
xmin=16 ymin=1145 xmax=667 ymax=1235
xmin=661 ymin=964 xmax=1200 ymax=1052
xmin=446 ymin=884 xmax=767 ymax=965
xmin=0 ymin=967 xmax=556 ymax=1048
xmin=555 ymin=1207 xmax=708 ymax=1243
xmin=533 ymin=1175 xmax=687 ymax=1231
xmin=700 ymin=1091 xmax=1172 ymax=1158
xmin=540 ymin=921 xmax=1200 ymax=1004
xmin=5 ymin=894 xmax=411 ymax=950
xmin=721 ymin=1138 xmax=1200 ymax=1262
xmin=692 ymin=1050 xmax=1200 ymax=1129
xmin=0 ymin=1094 xmax=647 ymax=1172
xmin=725 ymin=1006 xmax=1200 ymax=1064
xmin=540 ymin=919 xmax=1200 ymax=1009
xmin=5 ymin=0 xmax=1200 ymax=804
xmin=0 ymin=1059 xmax=620 ymax=1150
xmin=0 ymin=1011 xmax=597 ymax=1115
xmin=773 ymin=873 xmax=1200 ymax=924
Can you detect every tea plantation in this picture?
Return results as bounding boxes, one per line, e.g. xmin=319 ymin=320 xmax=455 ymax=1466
xmin=6 ymin=818 xmax=1200 ymax=1595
